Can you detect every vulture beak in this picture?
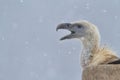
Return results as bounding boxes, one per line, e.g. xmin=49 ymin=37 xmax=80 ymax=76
xmin=56 ymin=23 xmax=75 ymax=40
xmin=56 ymin=23 xmax=71 ymax=31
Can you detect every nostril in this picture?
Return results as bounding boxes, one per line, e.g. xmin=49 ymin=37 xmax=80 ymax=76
xmin=65 ymin=23 xmax=71 ymax=27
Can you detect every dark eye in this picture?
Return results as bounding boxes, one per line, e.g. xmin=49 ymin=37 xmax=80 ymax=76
xmin=77 ymin=25 xmax=83 ymax=28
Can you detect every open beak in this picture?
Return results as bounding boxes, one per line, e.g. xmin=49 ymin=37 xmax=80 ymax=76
xmin=56 ymin=23 xmax=75 ymax=40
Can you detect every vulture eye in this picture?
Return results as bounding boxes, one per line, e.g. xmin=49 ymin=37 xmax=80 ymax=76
xmin=77 ymin=25 xmax=83 ymax=28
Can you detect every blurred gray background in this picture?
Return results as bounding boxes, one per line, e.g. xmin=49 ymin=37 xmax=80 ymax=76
xmin=0 ymin=0 xmax=120 ymax=80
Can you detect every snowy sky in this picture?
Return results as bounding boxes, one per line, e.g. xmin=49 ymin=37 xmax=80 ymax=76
xmin=0 ymin=0 xmax=120 ymax=80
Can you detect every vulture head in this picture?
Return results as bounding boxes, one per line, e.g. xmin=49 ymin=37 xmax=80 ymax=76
xmin=57 ymin=20 xmax=120 ymax=68
xmin=56 ymin=20 xmax=100 ymax=42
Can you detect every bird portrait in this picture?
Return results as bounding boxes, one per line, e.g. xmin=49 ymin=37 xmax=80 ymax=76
xmin=56 ymin=20 xmax=120 ymax=69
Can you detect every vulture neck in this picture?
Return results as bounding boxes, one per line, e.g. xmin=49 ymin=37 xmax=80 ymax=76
xmin=80 ymin=34 xmax=100 ymax=67
xmin=82 ymin=37 xmax=100 ymax=53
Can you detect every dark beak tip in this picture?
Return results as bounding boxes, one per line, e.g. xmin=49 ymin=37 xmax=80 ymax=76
xmin=56 ymin=24 xmax=62 ymax=31
xmin=56 ymin=27 xmax=60 ymax=31
xmin=60 ymin=38 xmax=64 ymax=40
xmin=56 ymin=23 xmax=71 ymax=32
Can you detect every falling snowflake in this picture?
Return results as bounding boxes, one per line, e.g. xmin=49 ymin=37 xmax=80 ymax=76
xmin=39 ymin=18 xmax=43 ymax=23
xmin=68 ymin=51 xmax=72 ymax=55
xmin=102 ymin=9 xmax=107 ymax=13
xmin=20 ymin=0 xmax=24 ymax=3
xmin=114 ymin=16 xmax=118 ymax=20
xmin=72 ymin=47 xmax=76 ymax=50
xmin=43 ymin=53 xmax=47 ymax=57
xmin=36 ymin=37 xmax=40 ymax=41
xmin=2 ymin=37 xmax=5 ymax=41
xmin=12 ymin=23 xmax=18 ymax=30
xmin=25 ymin=41 xmax=29 ymax=48
xmin=25 ymin=41 xmax=29 ymax=45
xmin=85 ymin=3 xmax=90 ymax=9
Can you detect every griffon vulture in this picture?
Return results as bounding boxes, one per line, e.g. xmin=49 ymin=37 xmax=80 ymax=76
xmin=56 ymin=20 xmax=120 ymax=69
